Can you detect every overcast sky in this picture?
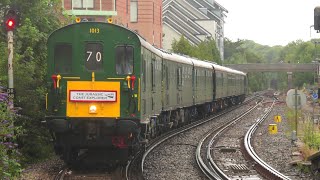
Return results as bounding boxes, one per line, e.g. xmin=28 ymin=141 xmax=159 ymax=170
xmin=221 ymin=0 xmax=320 ymax=46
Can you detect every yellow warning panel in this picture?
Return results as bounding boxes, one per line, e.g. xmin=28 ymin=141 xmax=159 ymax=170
xmin=67 ymin=81 xmax=120 ymax=118
xmin=268 ymin=124 xmax=278 ymax=134
xmin=274 ymin=115 xmax=282 ymax=123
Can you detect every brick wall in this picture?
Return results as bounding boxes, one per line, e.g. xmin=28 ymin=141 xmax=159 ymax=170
xmin=125 ymin=0 xmax=163 ymax=48
xmin=64 ymin=0 xmax=114 ymax=10
xmin=63 ymin=0 xmax=162 ymax=48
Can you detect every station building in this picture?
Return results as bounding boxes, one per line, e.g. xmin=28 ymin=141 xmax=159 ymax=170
xmin=162 ymin=0 xmax=228 ymax=60
xmin=62 ymin=0 xmax=163 ymax=48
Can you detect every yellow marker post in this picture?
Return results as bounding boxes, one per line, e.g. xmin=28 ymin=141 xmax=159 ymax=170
xmin=268 ymin=124 xmax=278 ymax=134
xmin=274 ymin=115 xmax=282 ymax=123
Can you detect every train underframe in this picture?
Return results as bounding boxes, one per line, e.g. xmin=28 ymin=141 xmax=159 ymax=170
xmin=47 ymin=118 xmax=141 ymax=165
xmin=47 ymin=95 xmax=245 ymax=165
xmin=144 ymin=95 xmax=246 ymax=138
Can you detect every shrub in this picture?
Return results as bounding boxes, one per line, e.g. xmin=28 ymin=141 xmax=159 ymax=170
xmin=0 ymin=88 xmax=23 ymax=179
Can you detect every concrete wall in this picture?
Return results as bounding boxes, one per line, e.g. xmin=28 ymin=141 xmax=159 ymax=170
xmin=195 ymin=20 xmax=216 ymax=38
xmin=162 ymin=23 xmax=182 ymax=50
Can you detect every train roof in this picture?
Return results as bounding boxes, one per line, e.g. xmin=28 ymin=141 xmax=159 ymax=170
xmin=138 ymin=36 xmax=194 ymax=65
xmin=136 ymin=30 xmax=245 ymax=75
xmin=213 ymin=64 xmax=246 ymax=76
xmin=192 ymin=59 xmax=214 ymax=69
xmin=75 ymin=22 xmax=245 ymax=76
xmin=50 ymin=22 xmax=246 ymax=76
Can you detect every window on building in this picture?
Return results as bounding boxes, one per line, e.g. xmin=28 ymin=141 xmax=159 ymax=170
xmin=73 ymin=0 xmax=94 ymax=9
xmin=130 ymin=0 xmax=138 ymax=22
xmin=54 ymin=44 xmax=72 ymax=73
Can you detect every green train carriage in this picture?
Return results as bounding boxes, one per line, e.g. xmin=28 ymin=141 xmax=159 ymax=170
xmin=45 ymin=22 xmax=247 ymax=164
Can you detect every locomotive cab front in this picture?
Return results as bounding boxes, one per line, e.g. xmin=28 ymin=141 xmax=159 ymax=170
xmin=45 ymin=22 xmax=142 ymax=164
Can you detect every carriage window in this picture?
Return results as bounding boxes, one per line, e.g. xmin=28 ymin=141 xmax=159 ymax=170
xmin=151 ymin=59 xmax=155 ymax=90
xmin=54 ymin=44 xmax=72 ymax=73
xmin=142 ymin=58 xmax=146 ymax=91
xmin=85 ymin=43 xmax=103 ymax=71
xmin=165 ymin=65 xmax=169 ymax=90
xmin=115 ymin=46 xmax=134 ymax=75
xmin=177 ymin=67 xmax=182 ymax=87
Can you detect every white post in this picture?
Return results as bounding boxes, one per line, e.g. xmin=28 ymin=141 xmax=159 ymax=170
xmin=7 ymin=30 xmax=14 ymax=109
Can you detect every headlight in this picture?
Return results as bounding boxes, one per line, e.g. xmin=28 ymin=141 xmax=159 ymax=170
xmin=89 ymin=105 xmax=97 ymax=113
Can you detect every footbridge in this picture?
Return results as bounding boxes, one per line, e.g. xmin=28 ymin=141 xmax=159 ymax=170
xmin=225 ymin=63 xmax=320 ymax=89
xmin=224 ymin=63 xmax=317 ymax=73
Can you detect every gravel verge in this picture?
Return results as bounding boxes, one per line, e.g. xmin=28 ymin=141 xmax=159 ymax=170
xmin=19 ymin=156 xmax=64 ymax=180
xmin=143 ymin=102 xmax=254 ymax=180
xmin=254 ymin=96 xmax=313 ymax=179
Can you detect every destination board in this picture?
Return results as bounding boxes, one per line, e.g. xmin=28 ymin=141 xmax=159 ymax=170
xmin=69 ymin=90 xmax=117 ymax=102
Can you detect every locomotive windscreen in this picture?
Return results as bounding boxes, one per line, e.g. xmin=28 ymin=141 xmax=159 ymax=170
xmin=115 ymin=46 xmax=134 ymax=75
xmin=54 ymin=44 xmax=72 ymax=73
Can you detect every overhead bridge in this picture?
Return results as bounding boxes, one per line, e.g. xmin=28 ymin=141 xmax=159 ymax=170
xmin=224 ymin=63 xmax=317 ymax=73
xmin=224 ymin=63 xmax=320 ymax=90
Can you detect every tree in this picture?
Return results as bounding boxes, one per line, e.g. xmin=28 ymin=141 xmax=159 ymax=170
xmin=0 ymin=0 xmax=69 ymax=165
xmin=224 ymin=38 xmax=241 ymax=60
xmin=171 ymin=36 xmax=195 ymax=56
xmin=195 ymin=37 xmax=221 ymax=65
xmin=171 ymin=36 xmax=222 ymax=64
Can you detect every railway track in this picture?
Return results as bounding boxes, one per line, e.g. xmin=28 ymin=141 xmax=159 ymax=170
xmin=196 ymin=97 xmax=261 ymax=179
xmin=197 ymin=96 xmax=292 ymax=180
xmin=54 ymin=165 xmax=125 ymax=180
xmin=242 ymin=100 xmax=291 ymax=180
xmin=54 ymin=166 xmax=68 ymax=180
xmin=126 ymin=96 xmax=259 ymax=180
xmin=53 ymin=151 xmax=126 ymax=180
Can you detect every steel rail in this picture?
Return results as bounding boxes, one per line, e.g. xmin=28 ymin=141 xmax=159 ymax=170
xmin=126 ymin=149 xmax=144 ymax=180
xmin=54 ymin=166 xmax=68 ymax=180
xmin=244 ymin=100 xmax=291 ymax=180
xmin=196 ymin=98 xmax=262 ymax=180
xmin=135 ymin=96 xmax=258 ymax=179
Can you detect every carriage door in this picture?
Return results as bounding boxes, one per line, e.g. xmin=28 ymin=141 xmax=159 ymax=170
xmin=212 ymin=65 xmax=216 ymax=100
xmin=192 ymin=67 xmax=196 ymax=104
xmin=177 ymin=66 xmax=182 ymax=105
xmin=162 ymin=58 xmax=168 ymax=109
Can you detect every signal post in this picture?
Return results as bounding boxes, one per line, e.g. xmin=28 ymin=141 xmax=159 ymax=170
xmin=7 ymin=30 xmax=14 ymax=109
xmin=4 ymin=9 xmax=19 ymax=109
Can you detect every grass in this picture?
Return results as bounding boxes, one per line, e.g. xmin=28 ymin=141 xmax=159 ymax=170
xmin=285 ymin=108 xmax=320 ymax=158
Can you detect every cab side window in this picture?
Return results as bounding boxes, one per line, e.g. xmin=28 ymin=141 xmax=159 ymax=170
xmin=54 ymin=44 xmax=72 ymax=73
xmin=115 ymin=46 xmax=134 ymax=75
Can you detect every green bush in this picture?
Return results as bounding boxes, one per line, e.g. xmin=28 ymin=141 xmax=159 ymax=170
xmin=303 ymin=120 xmax=320 ymax=149
xmin=0 ymin=91 xmax=22 ymax=179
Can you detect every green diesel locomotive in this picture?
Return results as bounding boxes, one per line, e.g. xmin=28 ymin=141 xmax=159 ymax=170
xmin=45 ymin=22 xmax=247 ymax=164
